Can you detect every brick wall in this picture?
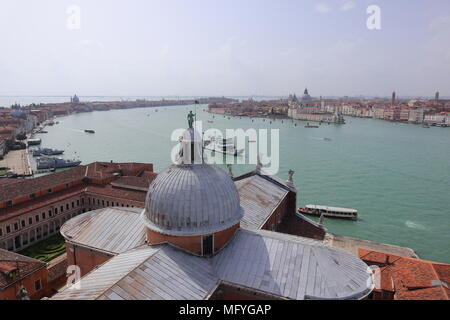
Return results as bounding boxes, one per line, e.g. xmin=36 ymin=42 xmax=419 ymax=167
xmin=147 ymin=223 xmax=240 ymax=256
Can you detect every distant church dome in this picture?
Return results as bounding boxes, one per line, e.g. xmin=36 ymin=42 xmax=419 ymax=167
xmin=302 ymin=88 xmax=312 ymax=101
xmin=142 ymin=127 xmax=243 ymax=236
xmin=10 ymin=109 xmax=25 ymax=118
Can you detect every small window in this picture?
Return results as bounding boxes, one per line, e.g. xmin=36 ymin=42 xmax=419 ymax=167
xmin=48 ymin=188 xmax=53 ymax=194
xmin=102 ymin=200 xmax=105 ymax=207
xmin=49 ymin=209 xmax=52 ymax=217
xmin=14 ymin=223 xmax=18 ymax=231
xmin=77 ymin=200 xmax=80 ymax=206
xmin=66 ymin=204 xmax=69 ymax=210
xmin=106 ymin=201 xmax=109 ymax=207
xmin=0 ymin=228 xmax=3 ymax=236
xmin=42 ymin=212 xmax=46 ymax=220
xmin=29 ymin=217 xmax=33 ymax=225
xmin=202 ymin=235 xmax=214 ymax=256
xmin=6 ymin=200 xmax=13 ymax=207
xmin=34 ymin=279 xmax=42 ymax=291
xmin=54 ymin=208 xmax=58 ymax=215
xmin=21 ymin=220 xmax=26 ymax=228
xmin=35 ymin=215 xmax=39 ymax=223
xmin=6 ymin=225 xmax=11 ymax=234
xmin=66 ymin=183 xmax=69 ymax=188
xmin=71 ymin=202 xmax=74 ymax=209
xmin=60 ymin=206 xmax=64 ymax=213
xmin=29 ymin=194 xmax=36 ymax=200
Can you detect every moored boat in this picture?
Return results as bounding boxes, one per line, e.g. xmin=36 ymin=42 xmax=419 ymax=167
xmin=299 ymin=205 xmax=358 ymax=220
xmin=37 ymin=157 xmax=81 ymax=170
xmin=27 ymin=138 xmax=42 ymax=146
xmin=33 ymin=148 xmax=65 ymax=157
xmin=84 ymin=129 xmax=95 ymax=134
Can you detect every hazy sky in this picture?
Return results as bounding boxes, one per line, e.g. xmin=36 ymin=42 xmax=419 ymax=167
xmin=0 ymin=0 xmax=449 ymax=97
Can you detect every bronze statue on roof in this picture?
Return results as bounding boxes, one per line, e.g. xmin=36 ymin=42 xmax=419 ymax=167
xmin=187 ymin=111 xmax=196 ymax=129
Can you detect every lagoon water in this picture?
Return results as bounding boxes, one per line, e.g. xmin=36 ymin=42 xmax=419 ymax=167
xmin=33 ymin=104 xmax=450 ymax=263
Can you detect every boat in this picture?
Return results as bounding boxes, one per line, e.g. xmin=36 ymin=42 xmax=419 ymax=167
xmin=204 ymin=137 xmax=244 ymax=156
xmin=305 ymin=123 xmax=319 ymax=128
xmin=422 ymin=124 xmax=430 ymax=128
xmin=32 ymin=148 xmax=65 ymax=157
xmin=27 ymin=138 xmax=42 ymax=146
xmin=324 ymin=138 xmax=332 ymax=141
xmin=36 ymin=157 xmax=81 ymax=170
xmin=84 ymin=129 xmax=95 ymax=134
xmin=208 ymin=120 xmax=214 ymax=123
xmin=299 ymin=205 xmax=358 ymax=220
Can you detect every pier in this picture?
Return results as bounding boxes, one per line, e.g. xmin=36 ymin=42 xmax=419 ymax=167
xmin=0 ymin=148 xmax=33 ymax=176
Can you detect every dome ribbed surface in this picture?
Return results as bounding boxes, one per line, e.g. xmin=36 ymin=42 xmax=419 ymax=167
xmin=142 ymin=163 xmax=243 ymax=236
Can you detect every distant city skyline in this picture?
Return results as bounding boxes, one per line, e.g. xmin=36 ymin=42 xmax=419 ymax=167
xmin=1 ymin=0 xmax=450 ymax=97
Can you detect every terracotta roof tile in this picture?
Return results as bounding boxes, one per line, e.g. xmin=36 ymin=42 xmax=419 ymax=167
xmin=0 ymin=249 xmax=46 ymax=290
xmin=359 ymin=249 xmax=450 ymax=300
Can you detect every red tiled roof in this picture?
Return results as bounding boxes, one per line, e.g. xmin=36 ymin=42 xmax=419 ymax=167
xmin=0 ymin=162 xmax=152 ymax=203
xmin=85 ymin=184 xmax=146 ymax=203
xmin=0 ymin=249 xmax=46 ymax=290
xmin=0 ymin=166 xmax=87 ymax=203
xmin=0 ymin=186 xmax=85 ymax=223
xmin=359 ymin=249 xmax=450 ymax=300
xmin=111 ymin=171 xmax=157 ymax=190
xmin=85 ymin=162 xmax=151 ymax=180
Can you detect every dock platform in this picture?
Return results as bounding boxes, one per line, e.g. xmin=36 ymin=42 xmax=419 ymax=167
xmin=324 ymin=233 xmax=419 ymax=259
xmin=0 ymin=149 xmax=33 ymax=176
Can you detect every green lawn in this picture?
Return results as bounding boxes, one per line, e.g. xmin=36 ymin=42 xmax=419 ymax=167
xmin=0 ymin=168 xmax=9 ymax=175
xmin=19 ymin=234 xmax=66 ymax=262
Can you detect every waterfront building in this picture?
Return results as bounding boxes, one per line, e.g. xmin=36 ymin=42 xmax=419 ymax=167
xmin=288 ymin=88 xmax=344 ymax=124
xmin=399 ymin=109 xmax=410 ymax=122
xmin=0 ymin=162 xmax=156 ymax=253
xmin=51 ymin=126 xmax=373 ymax=300
xmin=424 ymin=114 xmax=446 ymax=125
xmin=408 ymin=108 xmax=424 ymax=123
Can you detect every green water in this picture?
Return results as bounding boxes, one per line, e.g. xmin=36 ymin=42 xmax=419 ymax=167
xmin=34 ymin=105 xmax=450 ymax=263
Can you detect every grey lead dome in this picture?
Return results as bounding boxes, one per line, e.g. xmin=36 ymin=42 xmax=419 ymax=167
xmin=142 ymin=128 xmax=243 ymax=236
xmin=142 ymin=164 xmax=243 ymax=236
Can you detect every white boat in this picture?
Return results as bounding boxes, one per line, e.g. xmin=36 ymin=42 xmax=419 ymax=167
xmin=204 ymin=137 xmax=244 ymax=156
xmin=299 ymin=205 xmax=358 ymax=220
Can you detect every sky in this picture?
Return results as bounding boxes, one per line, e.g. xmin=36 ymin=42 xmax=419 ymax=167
xmin=0 ymin=0 xmax=449 ymax=98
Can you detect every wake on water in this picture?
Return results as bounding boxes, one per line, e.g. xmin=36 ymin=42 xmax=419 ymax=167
xmin=405 ymin=220 xmax=427 ymax=231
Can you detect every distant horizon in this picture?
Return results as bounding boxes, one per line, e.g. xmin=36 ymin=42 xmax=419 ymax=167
xmin=0 ymin=93 xmax=448 ymax=99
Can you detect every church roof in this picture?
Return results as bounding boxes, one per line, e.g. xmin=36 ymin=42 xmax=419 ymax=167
xmin=236 ymin=174 xmax=289 ymax=230
xmin=142 ymin=162 xmax=243 ymax=236
xmin=52 ymin=229 xmax=372 ymax=300
xmin=61 ymin=207 xmax=146 ymax=254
